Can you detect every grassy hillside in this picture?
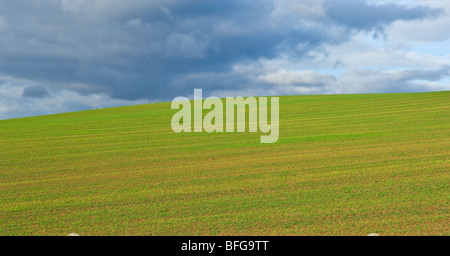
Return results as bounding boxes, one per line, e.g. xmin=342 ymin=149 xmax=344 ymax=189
xmin=1 ymin=91 xmax=449 ymax=236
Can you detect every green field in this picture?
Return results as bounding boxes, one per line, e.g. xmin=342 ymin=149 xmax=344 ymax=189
xmin=1 ymin=91 xmax=449 ymax=236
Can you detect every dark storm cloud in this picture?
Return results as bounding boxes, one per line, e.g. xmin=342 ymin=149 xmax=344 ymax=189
xmin=0 ymin=0 xmax=445 ymax=106
xmin=325 ymin=0 xmax=444 ymax=32
xmin=22 ymin=86 xmax=49 ymax=98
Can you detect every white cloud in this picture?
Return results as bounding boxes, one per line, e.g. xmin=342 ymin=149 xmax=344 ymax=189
xmin=386 ymin=6 xmax=450 ymax=43
xmin=160 ymin=5 xmax=177 ymax=22
xmin=60 ymin=0 xmax=175 ymax=17
xmin=0 ymin=17 xmax=6 ymax=29
xmin=270 ymin=0 xmax=326 ymax=21
xmin=329 ymin=68 xmax=450 ymax=94
xmin=320 ymin=33 xmax=450 ymax=70
xmin=125 ymin=18 xmax=142 ymax=28
xmin=258 ymin=69 xmax=336 ymax=86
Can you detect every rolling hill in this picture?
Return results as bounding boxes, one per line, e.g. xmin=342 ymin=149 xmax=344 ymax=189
xmin=1 ymin=91 xmax=449 ymax=235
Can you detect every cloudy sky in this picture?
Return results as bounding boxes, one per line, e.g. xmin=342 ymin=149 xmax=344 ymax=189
xmin=0 ymin=0 xmax=449 ymax=119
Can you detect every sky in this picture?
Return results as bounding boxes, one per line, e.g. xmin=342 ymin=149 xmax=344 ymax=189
xmin=0 ymin=0 xmax=449 ymax=120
